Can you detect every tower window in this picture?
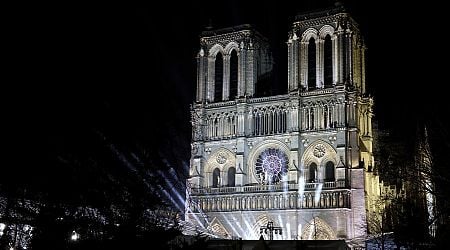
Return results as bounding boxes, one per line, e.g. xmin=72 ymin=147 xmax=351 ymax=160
xmin=324 ymin=35 xmax=333 ymax=87
xmin=308 ymin=162 xmax=317 ymax=182
xmin=228 ymin=167 xmax=236 ymax=187
xmin=325 ymin=161 xmax=335 ymax=181
xmin=229 ymin=50 xmax=238 ymax=99
xmin=308 ymin=37 xmax=316 ymax=90
xmin=214 ymin=53 xmax=223 ymax=102
xmin=212 ymin=168 xmax=220 ymax=188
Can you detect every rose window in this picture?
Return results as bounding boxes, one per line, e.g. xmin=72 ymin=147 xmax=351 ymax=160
xmin=313 ymin=144 xmax=326 ymax=158
xmin=255 ymin=148 xmax=288 ymax=184
xmin=216 ymin=152 xmax=227 ymax=164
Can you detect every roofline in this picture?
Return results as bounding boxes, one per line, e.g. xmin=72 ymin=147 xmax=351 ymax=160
xmin=200 ymin=24 xmax=254 ymax=37
xmin=294 ymin=5 xmax=347 ymax=22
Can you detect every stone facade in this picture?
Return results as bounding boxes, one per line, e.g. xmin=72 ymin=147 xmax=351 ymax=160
xmin=185 ymin=6 xmax=380 ymax=244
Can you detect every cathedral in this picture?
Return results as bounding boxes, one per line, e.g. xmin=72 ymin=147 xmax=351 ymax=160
xmin=185 ymin=4 xmax=380 ymax=244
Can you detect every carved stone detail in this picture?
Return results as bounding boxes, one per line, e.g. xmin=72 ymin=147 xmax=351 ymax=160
xmin=313 ymin=144 xmax=326 ymax=158
xmin=216 ymin=152 xmax=228 ymax=164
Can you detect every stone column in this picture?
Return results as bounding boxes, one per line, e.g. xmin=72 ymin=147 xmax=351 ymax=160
xmin=287 ymin=39 xmax=294 ymax=91
xmin=223 ymin=54 xmax=230 ymax=100
xmin=337 ymin=102 xmax=342 ymax=126
xmin=332 ymin=35 xmax=338 ymax=85
xmin=293 ymin=38 xmax=299 ymax=90
xmin=315 ymin=106 xmax=319 ymax=130
xmin=336 ymin=26 xmax=344 ymax=84
xmin=196 ymin=49 xmax=206 ymax=102
xmin=247 ymin=109 xmax=253 ymax=136
xmin=292 ymin=103 xmax=299 ymax=132
xmin=315 ymin=39 xmax=321 ymax=89
xmin=351 ymin=101 xmax=356 ymax=127
xmin=361 ymin=45 xmax=367 ymax=94
xmin=307 ymin=108 xmax=311 ymax=130
xmin=302 ymin=107 xmax=306 ymax=130
xmin=237 ymin=104 xmax=246 ymax=137
xmin=346 ymin=30 xmax=353 ymax=85
xmin=320 ymin=106 xmax=324 ymax=129
xmin=300 ymin=41 xmax=308 ymax=89
xmin=239 ymin=45 xmax=247 ymax=97
xmin=246 ymin=44 xmax=255 ymax=96
xmin=317 ymin=39 xmax=324 ymax=88
xmin=207 ymin=56 xmax=215 ymax=102
xmin=353 ymin=42 xmax=361 ymax=90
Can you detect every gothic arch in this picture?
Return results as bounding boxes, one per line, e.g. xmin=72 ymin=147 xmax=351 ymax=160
xmin=301 ymin=28 xmax=319 ymax=42
xmin=206 ymin=148 xmax=236 ymax=187
xmin=321 ymin=25 xmax=334 ymax=88
xmin=302 ymin=140 xmax=337 ymax=170
xmin=251 ymin=105 xmax=288 ymax=135
xmin=301 ymin=217 xmax=336 ymax=240
xmin=208 ymin=217 xmax=231 ymax=239
xmin=251 ymin=214 xmax=282 ymax=240
xmin=324 ymin=161 xmax=336 ymax=181
xmin=248 ymin=140 xmax=290 ymax=184
xmin=320 ymin=151 xmax=337 ymax=169
xmin=318 ymin=25 xmax=335 ymax=39
xmin=224 ymin=42 xmax=240 ymax=55
xmin=228 ymin=47 xmax=239 ymax=99
xmin=204 ymin=111 xmax=238 ymax=139
xmin=209 ymin=44 xmax=225 ymax=57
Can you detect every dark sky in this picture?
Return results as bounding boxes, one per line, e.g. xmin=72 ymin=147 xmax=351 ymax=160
xmin=5 ymin=1 xmax=443 ymax=188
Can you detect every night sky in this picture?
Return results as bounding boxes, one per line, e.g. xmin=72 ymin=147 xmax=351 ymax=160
xmin=5 ymin=1 xmax=444 ymax=202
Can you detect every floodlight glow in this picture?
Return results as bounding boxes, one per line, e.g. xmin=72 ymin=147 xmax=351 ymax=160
xmin=71 ymin=231 xmax=79 ymax=241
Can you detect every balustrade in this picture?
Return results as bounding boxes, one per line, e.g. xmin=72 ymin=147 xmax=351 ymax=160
xmin=191 ymin=180 xmax=346 ymax=194
xmin=188 ymin=189 xmax=350 ymax=212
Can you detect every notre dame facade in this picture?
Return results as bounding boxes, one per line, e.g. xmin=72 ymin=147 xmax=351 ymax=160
xmin=185 ymin=5 xmax=380 ymax=245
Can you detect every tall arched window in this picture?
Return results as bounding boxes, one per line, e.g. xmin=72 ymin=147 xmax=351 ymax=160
xmin=228 ymin=167 xmax=236 ymax=187
xmin=325 ymin=161 xmax=335 ymax=181
xmin=214 ymin=53 xmax=223 ymax=102
xmin=214 ymin=117 xmax=219 ymax=137
xmin=212 ymin=168 xmax=220 ymax=188
xmin=310 ymin=107 xmax=315 ymax=130
xmin=305 ymin=108 xmax=310 ymax=130
xmin=324 ymin=35 xmax=333 ymax=87
xmin=309 ymin=163 xmax=317 ymax=182
xmin=308 ymin=37 xmax=316 ymax=90
xmin=229 ymin=50 xmax=238 ymax=99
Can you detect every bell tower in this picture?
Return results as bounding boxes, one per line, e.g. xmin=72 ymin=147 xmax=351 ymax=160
xmin=287 ymin=5 xmax=367 ymax=93
xmin=195 ymin=24 xmax=273 ymax=104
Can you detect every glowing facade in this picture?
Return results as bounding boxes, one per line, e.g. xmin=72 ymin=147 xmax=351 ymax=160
xmin=186 ymin=6 xmax=380 ymax=243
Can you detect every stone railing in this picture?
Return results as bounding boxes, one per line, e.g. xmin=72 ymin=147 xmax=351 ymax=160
xmin=187 ymin=189 xmax=351 ymax=213
xmin=203 ymin=94 xmax=289 ymax=109
xmin=300 ymin=87 xmax=337 ymax=97
xmin=190 ymin=180 xmax=346 ymax=195
xmin=205 ymin=100 xmax=236 ymax=108
xmin=248 ymin=94 xmax=289 ymax=104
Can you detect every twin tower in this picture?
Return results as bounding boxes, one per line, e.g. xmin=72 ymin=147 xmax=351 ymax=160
xmin=186 ymin=5 xmax=380 ymax=244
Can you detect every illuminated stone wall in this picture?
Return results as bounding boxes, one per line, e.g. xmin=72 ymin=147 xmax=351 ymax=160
xmin=186 ymin=6 xmax=379 ymax=243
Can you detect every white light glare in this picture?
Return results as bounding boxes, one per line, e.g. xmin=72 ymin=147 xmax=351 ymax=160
xmin=71 ymin=231 xmax=79 ymax=241
xmin=314 ymin=183 xmax=323 ymax=206
xmin=0 ymin=223 xmax=5 ymax=236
